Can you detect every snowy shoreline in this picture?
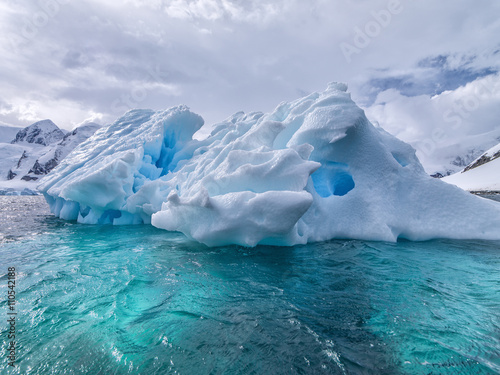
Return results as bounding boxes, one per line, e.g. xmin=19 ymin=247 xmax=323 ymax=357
xmin=473 ymin=190 xmax=500 ymax=195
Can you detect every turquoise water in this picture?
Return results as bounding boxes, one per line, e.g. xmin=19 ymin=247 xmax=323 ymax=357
xmin=0 ymin=196 xmax=499 ymax=374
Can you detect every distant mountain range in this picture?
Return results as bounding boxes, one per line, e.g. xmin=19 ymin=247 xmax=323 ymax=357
xmin=0 ymin=120 xmax=100 ymax=195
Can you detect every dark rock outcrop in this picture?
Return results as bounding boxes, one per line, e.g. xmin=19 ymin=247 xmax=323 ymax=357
xmin=463 ymin=150 xmax=500 ymax=173
xmin=7 ymin=170 xmax=16 ymax=180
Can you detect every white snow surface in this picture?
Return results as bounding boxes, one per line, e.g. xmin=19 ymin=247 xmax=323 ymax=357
xmin=39 ymin=84 xmax=500 ymax=246
xmin=443 ymin=142 xmax=500 ymax=191
xmin=0 ymin=142 xmax=44 ymax=184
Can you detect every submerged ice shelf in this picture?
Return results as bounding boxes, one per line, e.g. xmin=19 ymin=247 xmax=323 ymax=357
xmin=39 ymin=83 xmax=500 ymax=246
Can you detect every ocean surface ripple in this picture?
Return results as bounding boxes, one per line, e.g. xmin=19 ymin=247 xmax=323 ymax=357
xmin=0 ymin=196 xmax=499 ymax=374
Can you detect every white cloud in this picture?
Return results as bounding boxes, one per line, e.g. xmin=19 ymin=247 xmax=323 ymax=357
xmin=120 ymin=0 xmax=282 ymax=23
xmin=366 ymin=73 xmax=500 ymax=174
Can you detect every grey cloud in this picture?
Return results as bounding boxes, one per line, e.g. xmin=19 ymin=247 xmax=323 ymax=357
xmin=0 ymin=99 xmax=13 ymax=112
xmin=0 ymin=0 xmax=500 ymax=131
xmin=61 ymin=51 xmax=92 ymax=69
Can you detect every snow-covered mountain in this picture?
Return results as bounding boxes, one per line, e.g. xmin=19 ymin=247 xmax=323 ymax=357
xmin=11 ymin=119 xmax=66 ymax=146
xmin=24 ymin=122 xmax=101 ymax=178
xmin=0 ymin=121 xmax=101 ymax=194
xmin=443 ymin=142 xmax=500 ymax=192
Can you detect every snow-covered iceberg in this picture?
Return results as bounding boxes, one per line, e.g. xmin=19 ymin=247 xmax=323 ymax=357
xmin=39 ymin=83 xmax=500 ymax=246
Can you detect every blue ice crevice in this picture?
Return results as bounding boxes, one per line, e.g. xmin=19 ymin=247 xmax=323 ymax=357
xmin=311 ymin=162 xmax=355 ymax=197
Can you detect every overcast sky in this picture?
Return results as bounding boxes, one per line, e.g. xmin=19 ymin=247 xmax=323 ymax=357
xmin=1 ymin=0 xmax=499 ymax=166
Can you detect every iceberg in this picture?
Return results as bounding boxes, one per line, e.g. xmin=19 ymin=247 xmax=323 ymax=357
xmin=39 ymin=83 xmax=500 ymax=246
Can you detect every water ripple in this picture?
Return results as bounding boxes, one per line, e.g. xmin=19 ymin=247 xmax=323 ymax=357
xmin=1 ymin=197 xmax=499 ymax=374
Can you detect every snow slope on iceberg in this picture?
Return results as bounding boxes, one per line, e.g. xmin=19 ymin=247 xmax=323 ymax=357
xmin=39 ymin=84 xmax=500 ymax=246
xmin=443 ymin=143 xmax=500 ymax=192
